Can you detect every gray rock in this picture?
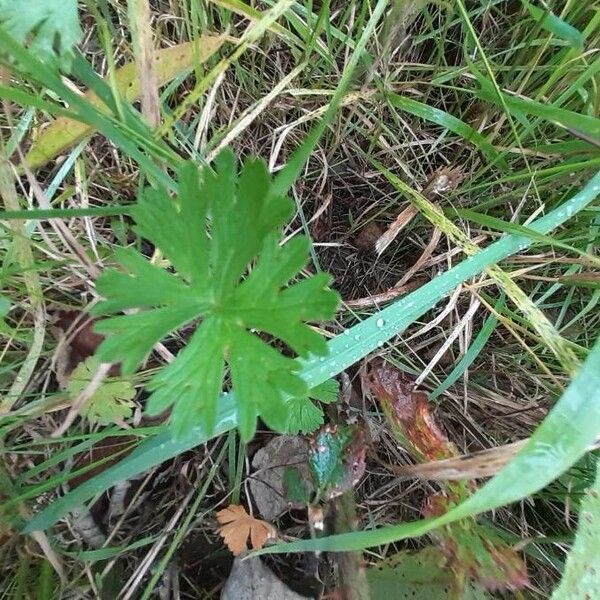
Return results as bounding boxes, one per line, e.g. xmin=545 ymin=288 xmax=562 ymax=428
xmin=221 ymin=557 xmax=308 ymax=600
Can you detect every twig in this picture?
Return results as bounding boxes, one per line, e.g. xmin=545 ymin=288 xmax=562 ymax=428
xmin=331 ymin=492 xmax=371 ymax=600
xmin=128 ymin=0 xmax=161 ymax=128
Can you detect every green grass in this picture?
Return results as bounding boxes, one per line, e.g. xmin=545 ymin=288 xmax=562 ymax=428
xmin=1 ymin=0 xmax=600 ymax=597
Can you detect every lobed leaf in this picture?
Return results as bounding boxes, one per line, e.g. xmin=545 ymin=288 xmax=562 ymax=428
xmin=93 ymin=151 xmax=339 ymax=440
xmin=67 ymin=358 xmax=136 ymax=425
xmin=0 ymin=0 xmax=82 ymax=71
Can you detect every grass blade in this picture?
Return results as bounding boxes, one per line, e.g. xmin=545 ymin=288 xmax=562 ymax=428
xmin=522 ymin=0 xmax=584 ymax=51
xmin=430 ymin=299 xmax=502 ymax=401
xmin=384 ymin=92 xmax=508 ymax=170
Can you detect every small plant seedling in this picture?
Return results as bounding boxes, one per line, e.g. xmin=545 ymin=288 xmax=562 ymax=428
xmin=93 ymin=151 xmax=340 ymax=440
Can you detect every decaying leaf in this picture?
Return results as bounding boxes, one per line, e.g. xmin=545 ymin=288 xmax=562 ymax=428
xmin=362 ymin=359 xmax=456 ymax=461
xmin=249 ymin=436 xmax=313 ymax=520
xmin=67 ymin=357 xmax=135 ymax=425
xmin=363 ymin=359 xmax=529 ymax=593
xmin=309 ymin=424 xmax=366 ymax=500
xmin=424 ymin=494 xmax=529 ymax=592
xmin=354 ymin=221 xmax=384 ymax=252
xmin=367 ymin=547 xmax=492 ymax=599
xmin=216 ymin=504 xmax=277 ymax=556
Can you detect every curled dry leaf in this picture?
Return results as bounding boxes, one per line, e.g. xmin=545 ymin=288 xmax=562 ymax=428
xmin=216 ymin=504 xmax=277 ymax=556
xmin=397 ymin=440 xmax=529 ymax=481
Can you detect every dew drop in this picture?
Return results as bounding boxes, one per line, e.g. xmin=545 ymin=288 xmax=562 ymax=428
xmin=319 ymin=357 xmax=325 ymax=362
xmin=354 ymin=334 xmax=361 ymax=341
xmin=343 ymin=329 xmax=350 ymax=336
xmin=376 ymin=318 xmax=385 ymax=328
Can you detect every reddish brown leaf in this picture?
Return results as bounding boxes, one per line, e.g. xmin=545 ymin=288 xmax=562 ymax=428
xmin=354 ymin=221 xmax=384 ymax=252
xmin=363 ymin=359 xmax=529 ymax=593
xmin=362 ymin=359 xmax=456 ymax=461
xmin=216 ymin=504 xmax=277 ymax=556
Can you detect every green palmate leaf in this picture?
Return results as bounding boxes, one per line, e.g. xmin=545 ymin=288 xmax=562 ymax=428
xmin=67 ymin=358 xmax=136 ymax=425
xmin=93 ymin=151 xmax=339 ymax=440
xmin=309 ymin=379 xmax=339 ymax=404
xmin=0 ymin=0 xmax=82 ymax=70
xmin=287 ymin=396 xmax=325 ymax=434
xmin=286 ymin=378 xmax=341 ymax=433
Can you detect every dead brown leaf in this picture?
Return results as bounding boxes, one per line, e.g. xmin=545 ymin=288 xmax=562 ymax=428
xmin=216 ymin=504 xmax=277 ymax=556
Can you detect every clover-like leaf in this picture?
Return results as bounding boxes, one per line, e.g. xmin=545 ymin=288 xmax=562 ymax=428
xmin=93 ymin=151 xmax=339 ymax=440
xmin=0 ymin=0 xmax=82 ymax=71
